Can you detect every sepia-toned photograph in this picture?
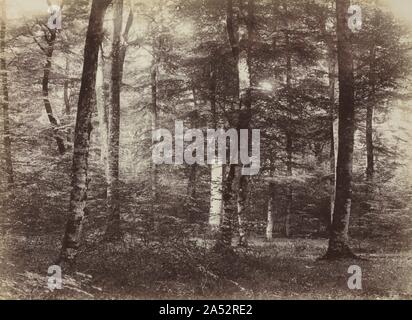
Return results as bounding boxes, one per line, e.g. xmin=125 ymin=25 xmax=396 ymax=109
xmin=0 ymin=0 xmax=411 ymax=301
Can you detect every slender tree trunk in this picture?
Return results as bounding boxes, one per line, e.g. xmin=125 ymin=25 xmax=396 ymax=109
xmin=215 ymin=0 xmax=240 ymax=250
xmin=105 ymin=0 xmax=124 ymax=240
xmin=96 ymin=47 xmax=108 ymax=174
xmin=217 ymin=163 xmax=238 ymax=249
xmin=43 ymin=29 xmax=65 ymax=155
xmin=209 ymin=160 xmax=223 ymax=229
xmin=366 ymin=46 xmax=376 ymax=181
xmin=64 ymin=56 xmax=71 ymax=115
xmin=105 ymin=3 xmax=133 ymax=238
xmin=366 ymin=103 xmax=374 ymax=180
xmin=326 ymin=30 xmax=337 ymax=230
xmin=185 ymin=91 xmax=199 ymax=221
xmin=236 ymin=0 xmax=255 ymax=247
xmin=1 ymin=0 xmax=13 ymax=185
xmin=59 ymin=0 xmax=112 ymax=263
xmin=324 ymin=0 xmax=356 ymax=259
xmin=150 ymin=58 xmax=158 ymax=231
xmin=366 ymin=2 xmax=379 ymax=181
xmin=283 ymin=2 xmax=293 ymax=238
xmin=237 ymin=168 xmax=248 ymax=245
xmin=208 ymin=54 xmax=223 ymax=231
xmin=186 ymin=162 xmax=198 ymax=221
xmin=266 ymin=182 xmax=276 ymax=241
xmin=285 ymin=135 xmax=292 ymax=237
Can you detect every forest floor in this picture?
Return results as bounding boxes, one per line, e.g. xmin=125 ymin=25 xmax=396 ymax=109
xmin=0 ymin=232 xmax=411 ymax=300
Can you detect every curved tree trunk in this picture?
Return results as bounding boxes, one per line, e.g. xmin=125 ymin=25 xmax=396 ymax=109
xmin=59 ymin=0 xmax=112 ymax=263
xmin=43 ymin=30 xmax=65 ymax=155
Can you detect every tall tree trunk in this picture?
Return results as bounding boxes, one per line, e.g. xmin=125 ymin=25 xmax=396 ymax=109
xmin=215 ymin=0 xmax=240 ymax=250
xmin=185 ymin=91 xmax=199 ymax=221
xmin=266 ymin=181 xmax=276 ymax=241
xmin=236 ymin=0 xmax=255 ymax=246
xmin=96 ymin=47 xmax=108 ymax=174
xmin=209 ymin=160 xmax=223 ymax=229
xmin=1 ymin=0 xmax=13 ymax=185
xmin=64 ymin=56 xmax=71 ymax=115
xmin=59 ymin=0 xmax=112 ymax=263
xmin=186 ymin=162 xmax=198 ymax=221
xmin=217 ymin=163 xmax=238 ymax=249
xmin=366 ymin=44 xmax=376 ymax=181
xmin=283 ymin=1 xmax=293 ymax=238
xmin=105 ymin=0 xmax=124 ymax=240
xmin=149 ymin=57 xmax=158 ymax=231
xmin=324 ymin=17 xmax=337 ymax=230
xmin=328 ymin=57 xmax=337 ymax=229
xmin=43 ymin=29 xmax=65 ymax=155
xmin=324 ymin=0 xmax=356 ymax=259
xmin=105 ymin=3 xmax=133 ymax=238
xmin=285 ymin=133 xmax=292 ymax=237
xmin=208 ymin=54 xmax=223 ymax=231
xmin=366 ymin=99 xmax=374 ymax=180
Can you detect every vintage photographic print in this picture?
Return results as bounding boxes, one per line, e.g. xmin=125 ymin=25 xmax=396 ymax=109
xmin=0 ymin=0 xmax=411 ymax=302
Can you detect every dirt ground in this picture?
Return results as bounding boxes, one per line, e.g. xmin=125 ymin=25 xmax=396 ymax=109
xmin=1 ymin=234 xmax=411 ymax=300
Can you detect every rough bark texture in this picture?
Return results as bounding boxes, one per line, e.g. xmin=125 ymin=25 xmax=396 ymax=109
xmin=217 ymin=163 xmax=238 ymax=249
xmin=1 ymin=0 xmax=13 ymax=185
xmin=215 ymin=0 xmax=240 ymax=250
xmin=217 ymin=0 xmax=255 ymax=249
xmin=236 ymin=0 xmax=255 ymax=247
xmin=323 ymin=0 xmax=356 ymax=259
xmin=105 ymin=0 xmax=124 ymax=240
xmin=59 ymin=0 xmax=112 ymax=263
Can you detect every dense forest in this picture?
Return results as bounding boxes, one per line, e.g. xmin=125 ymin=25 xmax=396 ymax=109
xmin=0 ymin=0 xmax=412 ymax=299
